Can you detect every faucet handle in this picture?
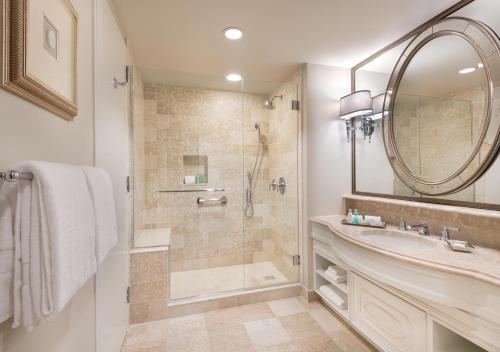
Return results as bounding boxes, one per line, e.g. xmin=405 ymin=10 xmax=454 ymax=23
xmin=269 ymin=179 xmax=277 ymax=191
xmin=393 ymin=216 xmax=406 ymax=231
xmin=441 ymin=225 xmax=460 ymax=241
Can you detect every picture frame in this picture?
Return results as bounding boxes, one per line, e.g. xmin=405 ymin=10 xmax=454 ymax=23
xmin=0 ymin=0 xmax=78 ymax=120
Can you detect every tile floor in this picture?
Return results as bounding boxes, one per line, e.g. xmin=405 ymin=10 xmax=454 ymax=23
xmin=121 ymin=297 xmax=375 ymax=352
xmin=170 ymin=261 xmax=290 ymax=299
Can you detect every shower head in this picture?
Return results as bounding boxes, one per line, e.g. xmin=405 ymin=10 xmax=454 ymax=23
xmin=264 ymin=95 xmax=283 ymax=110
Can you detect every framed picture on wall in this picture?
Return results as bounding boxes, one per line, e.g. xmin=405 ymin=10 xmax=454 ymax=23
xmin=0 ymin=0 xmax=78 ymax=120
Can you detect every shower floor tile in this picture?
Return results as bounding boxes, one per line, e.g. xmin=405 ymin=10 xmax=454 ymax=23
xmin=170 ymin=261 xmax=290 ymax=300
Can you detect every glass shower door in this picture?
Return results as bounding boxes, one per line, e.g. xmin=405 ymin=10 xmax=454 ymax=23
xmin=132 ymin=71 xmax=246 ymax=300
xmin=242 ymin=73 xmax=302 ymax=291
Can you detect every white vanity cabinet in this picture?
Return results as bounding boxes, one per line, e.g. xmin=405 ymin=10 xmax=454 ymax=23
xmin=311 ymin=221 xmax=499 ymax=352
xmin=350 ymin=273 xmax=426 ymax=352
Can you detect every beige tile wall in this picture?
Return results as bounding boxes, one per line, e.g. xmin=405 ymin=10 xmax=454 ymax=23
xmin=344 ymin=195 xmax=500 ymax=250
xmin=129 ymin=250 xmax=169 ymax=323
xmin=138 ymin=85 xmax=273 ymax=273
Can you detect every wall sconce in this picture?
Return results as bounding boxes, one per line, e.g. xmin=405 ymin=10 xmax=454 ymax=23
xmin=362 ymin=94 xmax=390 ymax=143
xmin=361 ymin=94 xmax=387 ymax=143
xmin=339 ymin=90 xmax=372 ymax=142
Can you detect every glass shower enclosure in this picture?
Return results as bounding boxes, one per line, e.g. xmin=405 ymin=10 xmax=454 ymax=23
xmin=132 ymin=69 xmax=302 ymax=301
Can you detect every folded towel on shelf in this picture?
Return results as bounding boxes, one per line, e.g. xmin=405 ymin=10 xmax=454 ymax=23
xmin=324 ymin=270 xmax=347 ymax=283
xmin=319 ymin=284 xmax=347 ymax=310
xmin=326 ymin=265 xmax=346 ymax=276
xmin=0 ymin=182 xmax=16 ymax=324
xmin=82 ymin=167 xmax=118 ymax=265
xmin=12 ymin=161 xmax=97 ymax=330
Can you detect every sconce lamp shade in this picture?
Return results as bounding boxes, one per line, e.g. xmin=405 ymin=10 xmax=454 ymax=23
xmin=339 ymin=90 xmax=372 ymax=120
xmin=368 ymin=94 xmax=388 ymax=120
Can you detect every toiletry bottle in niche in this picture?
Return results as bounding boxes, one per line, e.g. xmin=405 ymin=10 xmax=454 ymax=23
xmin=347 ymin=209 xmax=353 ymax=223
xmin=353 ymin=209 xmax=359 ymax=224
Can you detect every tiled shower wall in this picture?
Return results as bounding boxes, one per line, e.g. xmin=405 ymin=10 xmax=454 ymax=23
xmin=132 ymin=69 xmax=302 ymax=285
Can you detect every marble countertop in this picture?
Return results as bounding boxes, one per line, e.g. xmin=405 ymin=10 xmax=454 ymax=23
xmin=311 ymin=215 xmax=500 ymax=288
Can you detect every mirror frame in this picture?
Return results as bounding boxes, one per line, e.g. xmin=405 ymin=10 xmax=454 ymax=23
xmin=351 ymin=0 xmax=500 ymax=211
xmin=383 ymin=17 xmax=499 ymax=196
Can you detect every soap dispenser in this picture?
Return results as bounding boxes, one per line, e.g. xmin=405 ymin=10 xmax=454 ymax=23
xmin=347 ymin=209 xmax=353 ymax=223
xmin=353 ymin=209 xmax=359 ymax=224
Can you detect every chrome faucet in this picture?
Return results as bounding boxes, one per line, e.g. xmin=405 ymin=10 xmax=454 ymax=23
xmin=397 ymin=216 xmax=407 ymax=231
xmin=441 ymin=225 xmax=460 ymax=241
xmin=406 ymin=221 xmax=430 ymax=236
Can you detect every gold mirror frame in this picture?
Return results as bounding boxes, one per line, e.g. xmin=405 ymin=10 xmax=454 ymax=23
xmin=382 ymin=17 xmax=500 ymax=196
xmin=0 ymin=0 xmax=78 ymax=120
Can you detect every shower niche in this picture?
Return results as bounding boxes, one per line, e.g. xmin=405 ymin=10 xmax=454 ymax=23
xmin=182 ymin=155 xmax=208 ymax=184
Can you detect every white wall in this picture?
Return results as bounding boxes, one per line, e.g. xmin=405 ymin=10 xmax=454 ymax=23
xmin=354 ymin=70 xmax=394 ymax=195
xmin=0 ymin=0 xmax=129 ymax=351
xmin=303 ymin=63 xmax=351 ymax=288
xmin=94 ymin=0 xmax=130 ymax=350
xmin=0 ymin=0 xmax=96 ymax=351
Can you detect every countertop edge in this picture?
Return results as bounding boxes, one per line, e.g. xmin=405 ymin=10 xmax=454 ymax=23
xmin=310 ymin=215 xmax=500 ymax=289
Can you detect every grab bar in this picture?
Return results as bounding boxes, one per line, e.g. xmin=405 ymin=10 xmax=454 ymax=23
xmin=0 ymin=170 xmax=34 ymax=182
xmin=159 ymin=188 xmax=225 ymax=193
xmin=197 ymin=196 xmax=227 ymax=205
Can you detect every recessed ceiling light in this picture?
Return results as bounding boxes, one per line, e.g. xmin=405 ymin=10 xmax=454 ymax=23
xmin=478 ymin=62 xmax=484 ymax=68
xmin=459 ymin=67 xmax=476 ymax=74
xmin=387 ymin=89 xmax=393 ymax=95
xmin=223 ymin=27 xmax=243 ymax=40
xmin=226 ymin=73 xmax=242 ymax=82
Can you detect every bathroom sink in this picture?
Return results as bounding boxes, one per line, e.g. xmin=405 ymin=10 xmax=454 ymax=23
xmin=359 ymin=229 xmax=438 ymax=249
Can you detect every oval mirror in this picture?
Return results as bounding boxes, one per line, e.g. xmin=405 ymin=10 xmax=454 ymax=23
xmin=383 ymin=17 xmax=500 ymax=196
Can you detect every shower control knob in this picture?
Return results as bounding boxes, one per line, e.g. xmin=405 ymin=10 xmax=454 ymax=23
xmin=278 ymin=177 xmax=286 ymax=194
xmin=269 ymin=179 xmax=277 ymax=191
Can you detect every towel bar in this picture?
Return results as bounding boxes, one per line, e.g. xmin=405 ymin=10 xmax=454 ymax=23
xmin=197 ymin=196 xmax=227 ymax=205
xmin=0 ymin=170 xmax=33 ymax=182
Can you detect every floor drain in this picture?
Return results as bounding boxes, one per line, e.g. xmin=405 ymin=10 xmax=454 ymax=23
xmin=264 ymin=275 xmax=276 ymax=280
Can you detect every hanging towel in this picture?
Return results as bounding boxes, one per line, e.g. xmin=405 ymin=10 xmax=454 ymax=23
xmin=81 ymin=167 xmax=118 ymax=265
xmin=0 ymin=182 xmax=16 ymax=323
xmin=12 ymin=161 xmax=97 ymax=329
xmin=319 ymin=284 xmax=347 ymax=310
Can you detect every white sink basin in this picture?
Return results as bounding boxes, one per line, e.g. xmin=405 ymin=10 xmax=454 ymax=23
xmin=359 ymin=229 xmax=439 ymax=249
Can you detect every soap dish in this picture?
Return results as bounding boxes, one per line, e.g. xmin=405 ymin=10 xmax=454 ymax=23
xmin=446 ymin=239 xmax=475 ymax=253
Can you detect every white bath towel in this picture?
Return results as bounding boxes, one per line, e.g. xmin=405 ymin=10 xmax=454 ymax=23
xmin=0 ymin=182 xmax=16 ymax=323
xmin=326 ymin=265 xmax=346 ymax=276
xmin=319 ymin=284 xmax=347 ymax=310
xmin=12 ymin=161 xmax=97 ymax=329
xmin=324 ymin=270 xmax=347 ymax=284
xmin=82 ymin=167 xmax=118 ymax=265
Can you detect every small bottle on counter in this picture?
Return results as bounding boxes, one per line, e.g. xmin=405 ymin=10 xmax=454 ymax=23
xmin=347 ymin=209 xmax=353 ymax=223
xmin=353 ymin=209 xmax=360 ymax=224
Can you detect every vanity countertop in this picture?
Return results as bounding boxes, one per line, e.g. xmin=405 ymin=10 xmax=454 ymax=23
xmin=311 ymin=215 xmax=500 ymax=288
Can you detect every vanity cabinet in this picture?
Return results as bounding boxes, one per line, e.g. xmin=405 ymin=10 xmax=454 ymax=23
xmin=311 ymin=221 xmax=499 ymax=352
xmin=350 ymin=273 xmax=426 ymax=352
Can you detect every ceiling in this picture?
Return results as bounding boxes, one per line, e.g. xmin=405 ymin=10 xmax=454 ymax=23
xmin=112 ymin=0 xmax=462 ymax=94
